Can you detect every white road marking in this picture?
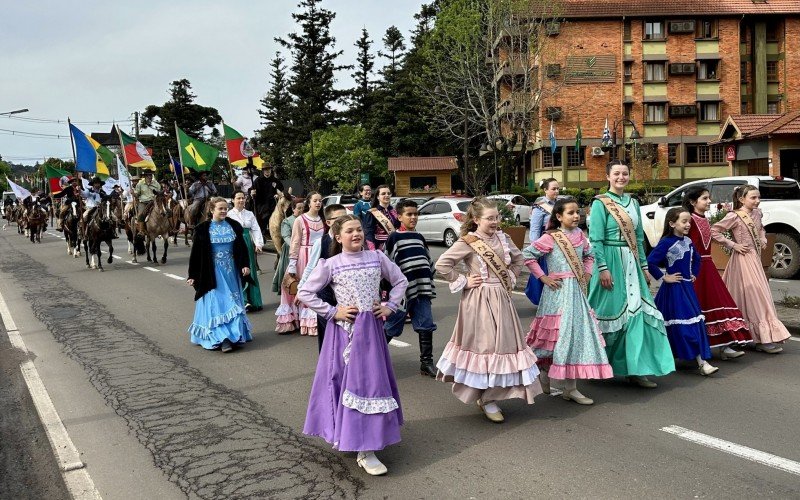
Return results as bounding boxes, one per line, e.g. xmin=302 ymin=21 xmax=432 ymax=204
xmin=112 ymin=255 xmax=122 ymax=260
xmin=388 ymin=338 xmax=410 ymax=347
xmin=125 ymin=260 xmax=138 ymax=265
xmin=143 ymin=267 xmax=160 ymax=272
xmin=0 ymin=290 xmax=101 ymax=499
xmin=163 ymin=273 xmax=186 ymax=281
xmin=771 ymin=279 xmax=790 ymax=283
xmin=789 ymin=337 xmax=800 ymax=343
xmin=661 ymin=425 xmax=800 ymax=476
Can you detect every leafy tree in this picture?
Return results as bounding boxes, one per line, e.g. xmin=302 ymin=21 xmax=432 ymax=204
xmin=348 ymin=28 xmax=375 ymax=125
xmin=0 ymin=155 xmax=11 ymax=191
xmin=257 ymin=52 xmax=294 ymax=173
xmin=299 ymin=125 xmax=385 ymax=194
xmin=140 ymin=79 xmax=223 ymax=178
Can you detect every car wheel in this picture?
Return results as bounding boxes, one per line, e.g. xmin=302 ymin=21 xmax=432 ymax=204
xmin=443 ymin=229 xmax=457 ymax=248
xmin=770 ymin=233 xmax=800 ymax=279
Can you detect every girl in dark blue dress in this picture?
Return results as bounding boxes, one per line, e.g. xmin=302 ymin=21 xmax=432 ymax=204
xmin=647 ymin=208 xmax=717 ymax=376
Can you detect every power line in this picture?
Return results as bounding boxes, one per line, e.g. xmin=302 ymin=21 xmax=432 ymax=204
xmin=1 ymin=114 xmax=134 ymax=125
xmin=0 ymin=128 xmax=71 ymax=139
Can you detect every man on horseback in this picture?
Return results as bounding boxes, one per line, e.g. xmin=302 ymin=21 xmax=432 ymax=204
xmin=252 ymin=164 xmax=283 ymax=237
xmin=134 ymin=171 xmax=160 ymax=233
xmin=187 ymin=171 xmax=217 ymax=227
xmin=81 ymin=177 xmax=105 ymax=223
xmin=54 ymin=177 xmax=81 ymax=231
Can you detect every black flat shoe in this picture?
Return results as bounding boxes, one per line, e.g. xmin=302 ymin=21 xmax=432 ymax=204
xmin=420 ymin=363 xmax=437 ymax=378
xmin=220 ymin=339 xmax=234 ymax=353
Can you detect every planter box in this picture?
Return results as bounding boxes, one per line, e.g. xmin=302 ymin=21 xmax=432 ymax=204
xmin=504 ymin=226 xmax=527 ymax=250
xmin=710 ymin=233 xmax=776 ymax=277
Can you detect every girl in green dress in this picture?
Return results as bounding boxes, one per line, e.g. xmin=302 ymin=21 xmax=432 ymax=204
xmin=587 ymin=161 xmax=675 ymax=387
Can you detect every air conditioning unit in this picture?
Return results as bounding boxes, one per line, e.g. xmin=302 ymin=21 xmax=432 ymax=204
xmin=668 ymin=104 xmax=697 ymax=117
xmin=546 ymin=106 xmax=563 ymax=121
xmin=546 ymin=64 xmax=561 ymax=79
xmin=669 ymin=20 xmax=696 ymax=34
xmin=591 ymin=146 xmax=605 ymax=157
xmin=669 ymin=62 xmax=696 ymax=75
xmin=546 ymin=21 xmax=561 ymax=36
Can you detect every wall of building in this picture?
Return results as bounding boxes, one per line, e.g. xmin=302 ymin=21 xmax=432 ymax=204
xmin=393 ymin=171 xmax=453 ymax=196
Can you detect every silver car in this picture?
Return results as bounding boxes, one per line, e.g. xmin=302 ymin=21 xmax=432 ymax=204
xmin=416 ymin=197 xmax=472 ymax=247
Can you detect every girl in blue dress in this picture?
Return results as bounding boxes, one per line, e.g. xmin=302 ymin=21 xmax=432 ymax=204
xmin=525 ymin=178 xmax=559 ymax=305
xmin=187 ymin=197 xmax=253 ymax=353
xmin=647 ymin=208 xmax=717 ymax=376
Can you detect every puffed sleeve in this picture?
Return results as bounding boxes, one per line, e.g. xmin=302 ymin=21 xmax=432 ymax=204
xmin=711 ymin=212 xmax=738 ymax=250
xmin=435 ymin=239 xmax=473 ymax=293
xmin=280 ymin=217 xmax=293 ymax=242
xmin=529 ymin=206 xmax=547 ymax=242
xmin=288 ymin=216 xmax=303 ymax=273
xmin=633 ymin=199 xmax=648 ymax=270
xmin=523 ymin=234 xmax=554 ymax=278
xmin=754 ymin=209 xmax=767 ymax=247
xmin=589 ymin=199 xmax=609 ymax=273
xmin=246 ymin=210 xmax=264 ymax=248
xmin=646 ymin=238 xmax=670 ymax=281
xmin=580 ymin=233 xmax=595 ymax=276
xmin=297 ymin=258 xmax=336 ymax=320
xmin=378 ymin=251 xmax=408 ymax=312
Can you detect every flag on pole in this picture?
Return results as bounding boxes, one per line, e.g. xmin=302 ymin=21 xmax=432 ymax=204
xmin=223 ymin=123 xmax=264 ymax=168
xmin=175 ymin=124 xmax=219 ymax=172
xmin=601 ymin=117 xmax=611 ymax=148
xmin=69 ymin=123 xmax=111 ymax=177
xmin=45 ymin=165 xmax=72 ymax=194
xmin=116 ymin=156 xmax=132 ymax=196
xmin=575 ymin=122 xmax=582 ymax=150
xmin=7 ymin=177 xmax=32 ymax=200
xmin=549 ymin=121 xmax=557 ymax=155
xmin=116 ymin=125 xmax=156 ymax=170
xmin=168 ymin=151 xmax=189 ymax=182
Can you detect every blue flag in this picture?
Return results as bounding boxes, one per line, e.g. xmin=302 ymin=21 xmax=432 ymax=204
xmin=169 ymin=151 xmax=184 ymax=183
xmin=549 ymin=122 xmax=557 ymax=155
xmin=70 ymin=123 xmax=99 ymax=174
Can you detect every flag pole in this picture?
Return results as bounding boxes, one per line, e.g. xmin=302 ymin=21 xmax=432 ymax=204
xmin=173 ymin=122 xmax=189 ymax=201
xmin=67 ymin=117 xmax=78 ymax=179
xmin=221 ymin=120 xmax=236 ymax=184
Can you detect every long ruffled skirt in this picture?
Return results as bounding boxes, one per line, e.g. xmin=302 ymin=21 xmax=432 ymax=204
xmin=241 ymin=229 xmax=263 ymax=310
xmin=304 ymin=313 xmax=402 ymax=452
xmin=274 ymin=242 xmax=298 ymax=333
xmin=694 ymin=255 xmax=752 ymax=347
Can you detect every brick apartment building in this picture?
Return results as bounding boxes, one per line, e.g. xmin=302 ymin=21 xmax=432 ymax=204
xmin=498 ymin=0 xmax=800 ymax=188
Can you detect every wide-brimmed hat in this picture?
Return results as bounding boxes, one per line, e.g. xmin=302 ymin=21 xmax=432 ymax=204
xmin=90 ymin=176 xmax=103 ymax=185
xmin=143 ymin=170 xmax=154 ymax=176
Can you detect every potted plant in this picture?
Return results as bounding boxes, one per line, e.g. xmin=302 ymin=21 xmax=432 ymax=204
xmin=496 ymin=202 xmax=526 ymax=250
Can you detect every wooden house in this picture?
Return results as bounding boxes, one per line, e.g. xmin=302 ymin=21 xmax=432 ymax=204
xmin=388 ymin=156 xmax=458 ymax=196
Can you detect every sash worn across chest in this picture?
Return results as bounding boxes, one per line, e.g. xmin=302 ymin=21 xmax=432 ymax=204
xmin=369 ymin=207 xmax=395 ymax=235
xmin=548 ymin=229 xmax=588 ymax=295
xmin=596 ymin=195 xmax=639 ymax=263
xmin=734 ymin=210 xmax=762 ymax=252
xmin=462 ymin=234 xmax=512 ymax=293
xmin=536 ymin=201 xmax=553 ymax=214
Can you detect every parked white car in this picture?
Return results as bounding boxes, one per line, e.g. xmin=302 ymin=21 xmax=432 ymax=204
xmin=640 ymin=176 xmax=800 ymax=279
xmin=488 ymin=194 xmax=532 ymax=226
xmin=416 ymin=197 xmax=472 ymax=247
xmin=321 ymin=194 xmax=359 ymax=214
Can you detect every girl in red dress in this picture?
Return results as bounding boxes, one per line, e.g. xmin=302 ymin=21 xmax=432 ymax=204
xmin=682 ymin=186 xmax=753 ymax=358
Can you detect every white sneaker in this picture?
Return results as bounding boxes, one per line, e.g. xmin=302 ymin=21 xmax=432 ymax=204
xmin=699 ymin=362 xmax=719 ymax=376
xmin=356 ymin=451 xmax=388 ymax=476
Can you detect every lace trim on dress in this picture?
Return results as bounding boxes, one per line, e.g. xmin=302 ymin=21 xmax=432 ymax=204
xmin=666 ymin=237 xmax=693 ymax=267
xmin=342 ymin=390 xmax=399 ymax=414
xmin=691 ymin=213 xmax=711 ymax=251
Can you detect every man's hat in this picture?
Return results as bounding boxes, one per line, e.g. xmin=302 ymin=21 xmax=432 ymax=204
xmin=90 ymin=176 xmax=103 ymax=185
xmin=68 ymin=177 xmax=79 ymax=184
xmin=143 ymin=170 xmax=153 ymax=176
xmin=131 ymin=176 xmax=140 ymax=182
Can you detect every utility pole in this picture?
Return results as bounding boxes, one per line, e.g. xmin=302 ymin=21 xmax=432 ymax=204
xmin=134 ymin=111 xmax=140 ymax=139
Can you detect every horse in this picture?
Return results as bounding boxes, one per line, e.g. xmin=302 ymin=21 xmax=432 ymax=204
xmin=268 ymin=188 xmax=293 ymax=256
xmin=182 ymin=197 xmax=209 ymax=244
xmin=169 ymin=199 xmax=186 ymax=245
xmin=134 ymin=193 xmax=173 ymax=265
xmin=26 ymin=201 xmax=48 ymax=243
xmin=15 ymin=204 xmax=26 ymax=235
xmin=3 ymin=203 xmax=17 ymax=230
xmin=62 ymin=199 xmax=83 ymax=258
xmin=80 ymin=197 xmax=119 ymax=271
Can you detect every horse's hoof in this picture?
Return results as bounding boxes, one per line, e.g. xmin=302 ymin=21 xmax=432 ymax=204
xmin=161 ymin=258 xmax=167 ymax=264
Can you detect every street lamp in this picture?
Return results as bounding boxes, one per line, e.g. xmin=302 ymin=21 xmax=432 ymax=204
xmin=0 ymin=108 xmax=29 ymax=116
xmin=602 ymin=118 xmax=641 ymax=161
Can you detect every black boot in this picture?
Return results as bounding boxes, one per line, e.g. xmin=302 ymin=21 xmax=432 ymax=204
xmin=418 ymin=330 xmax=437 ymax=378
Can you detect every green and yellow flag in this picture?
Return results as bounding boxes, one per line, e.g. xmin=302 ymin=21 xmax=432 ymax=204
xmin=175 ymin=124 xmax=219 ymax=172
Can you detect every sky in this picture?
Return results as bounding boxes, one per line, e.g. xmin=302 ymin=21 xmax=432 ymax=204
xmin=0 ymin=0 xmax=423 ymax=166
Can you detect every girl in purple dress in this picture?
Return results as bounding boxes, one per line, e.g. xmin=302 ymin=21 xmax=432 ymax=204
xmin=297 ymin=215 xmax=408 ymax=476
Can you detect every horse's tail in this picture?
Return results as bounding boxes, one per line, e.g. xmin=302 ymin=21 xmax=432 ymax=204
xmin=134 ymin=233 xmax=146 ymax=255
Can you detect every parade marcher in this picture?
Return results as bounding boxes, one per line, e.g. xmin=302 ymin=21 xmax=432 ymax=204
xmin=122 ymin=176 xmax=138 ymax=220
xmin=683 ymin=187 xmax=752 ymax=358
xmin=54 ymin=177 xmax=81 ymax=230
xmin=187 ymin=171 xmax=217 ymax=227
xmin=186 ymin=197 xmax=253 ymax=353
xmin=298 ymin=215 xmax=408 ymax=476
xmin=364 ymin=185 xmax=400 ymax=251
xmin=383 ymin=199 xmax=438 ymax=377
xmin=588 ymin=160 xmax=675 ymax=388
xmin=287 ymin=192 xmax=325 ymax=336
xmin=525 ymin=178 xmax=559 ymax=305
xmin=298 ymin=203 xmax=348 ymax=351
xmin=524 ymin=197 xmax=612 ymax=405
xmin=352 ymin=183 xmax=372 ymax=222
xmin=711 ymin=185 xmax=791 ymax=353
xmin=435 ymin=197 xmax=542 ymax=423
xmin=228 ymin=190 xmax=265 ymax=312
xmin=80 ymin=177 xmax=105 ymax=222
xmin=233 ymin=162 xmax=256 ymax=198
xmin=648 ymin=208 xmax=717 ymax=376
xmin=134 ymin=171 xmax=161 ymax=232
xmin=273 ymin=197 xmax=304 ymax=334
xmin=252 ymin=164 xmax=284 ymax=234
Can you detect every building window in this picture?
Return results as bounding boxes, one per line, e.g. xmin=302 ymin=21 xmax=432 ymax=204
xmin=542 ymin=147 xmax=562 ymax=169
xmin=644 ymin=103 xmax=667 ymax=123
xmin=686 ymin=144 xmax=725 ymax=164
xmin=668 ymin=143 xmax=679 ymax=165
xmin=766 ymin=20 xmax=780 ymax=42
xmin=695 ymin=19 xmax=718 ymax=39
xmin=766 ymin=60 xmax=779 ymax=82
xmin=623 ymin=20 xmax=632 ymax=41
xmin=409 ymin=176 xmax=437 ymax=190
xmin=644 ymin=62 xmax=666 ymax=81
xmin=741 ymin=100 xmax=749 ymax=114
xmin=566 ymin=146 xmax=585 ymax=168
xmin=767 ymin=101 xmax=781 ymax=114
xmin=698 ymin=102 xmax=720 ymax=122
xmin=624 ymin=62 xmax=632 ymax=82
xmin=697 ymin=60 xmax=719 ymax=80
xmin=644 ymin=20 xmax=665 ymax=40
xmin=624 ymin=103 xmax=633 ymax=121
xmin=739 ymin=23 xmax=748 ymax=43
xmin=740 ymin=62 xmax=748 ymax=83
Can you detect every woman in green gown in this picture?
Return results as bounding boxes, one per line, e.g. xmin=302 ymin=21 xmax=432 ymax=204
xmin=228 ymin=190 xmax=264 ymax=311
xmin=588 ymin=161 xmax=675 ymax=387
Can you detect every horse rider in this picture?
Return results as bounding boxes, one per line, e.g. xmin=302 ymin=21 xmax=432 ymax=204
xmin=252 ymin=163 xmax=283 ymax=235
xmin=187 ymin=171 xmax=217 ymax=226
xmin=123 ymin=176 xmax=138 ymax=220
xmin=81 ymin=177 xmax=105 ymax=223
xmin=134 ymin=171 xmax=161 ymax=233
xmin=54 ymin=177 xmax=82 ymax=231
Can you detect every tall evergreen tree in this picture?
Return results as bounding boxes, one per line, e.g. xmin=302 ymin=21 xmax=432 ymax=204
xmin=257 ymin=52 xmax=294 ymax=171
xmin=348 ymin=28 xmax=375 ymax=125
xmin=378 ymin=26 xmax=406 ymax=86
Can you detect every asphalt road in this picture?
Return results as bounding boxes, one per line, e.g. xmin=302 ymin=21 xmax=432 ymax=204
xmin=1 ymin=228 xmax=799 ymax=499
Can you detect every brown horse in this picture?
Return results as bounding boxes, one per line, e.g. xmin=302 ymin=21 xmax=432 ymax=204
xmin=26 ymin=201 xmax=48 ymax=243
xmin=183 ymin=198 xmax=209 ymax=244
xmin=3 ymin=203 xmax=18 ymax=230
xmin=170 ymin=199 xmax=186 ymax=245
xmin=134 ymin=193 xmax=173 ymax=265
xmin=268 ymin=189 xmax=293 ymax=255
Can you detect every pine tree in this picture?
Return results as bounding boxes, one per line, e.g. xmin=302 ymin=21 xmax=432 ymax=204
xmin=378 ymin=26 xmax=406 ymax=86
xmin=348 ymin=28 xmax=375 ymax=125
xmin=257 ymin=52 xmax=294 ymax=171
